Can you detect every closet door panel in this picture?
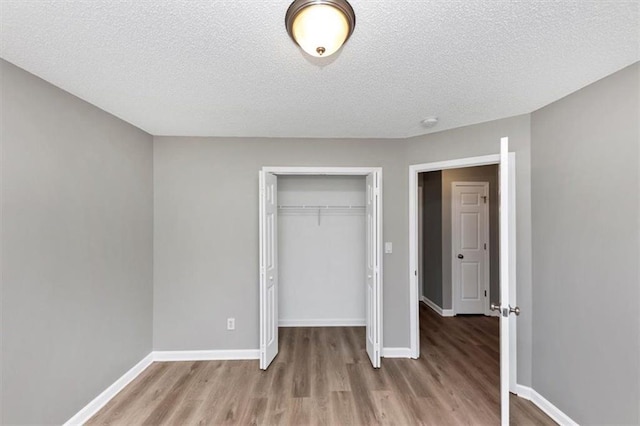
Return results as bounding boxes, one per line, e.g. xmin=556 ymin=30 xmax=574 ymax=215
xmin=259 ymin=172 xmax=278 ymax=370
xmin=365 ymin=172 xmax=381 ymax=368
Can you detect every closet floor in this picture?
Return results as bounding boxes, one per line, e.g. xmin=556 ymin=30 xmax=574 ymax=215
xmin=87 ymin=305 xmax=554 ymax=425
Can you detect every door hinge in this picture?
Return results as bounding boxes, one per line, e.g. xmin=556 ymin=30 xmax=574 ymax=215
xmin=484 ymin=290 xmax=487 ymax=297
xmin=484 ymin=243 xmax=487 ymax=250
xmin=482 ymin=196 xmax=487 ymax=204
xmin=414 ymin=270 xmax=417 ymax=276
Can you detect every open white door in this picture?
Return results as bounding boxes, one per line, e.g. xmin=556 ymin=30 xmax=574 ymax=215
xmin=497 ymin=137 xmax=519 ymax=425
xmin=365 ymin=172 xmax=382 ymax=368
xmin=259 ymin=171 xmax=278 ymax=370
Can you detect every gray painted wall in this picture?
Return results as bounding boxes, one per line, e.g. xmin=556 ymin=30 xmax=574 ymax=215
xmin=406 ymin=113 xmax=533 ymax=386
xmin=153 ymin=137 xmax=409 ymax=350
xmin=421 ymin=171 xmax=443 ymax=305
xmin=441 ymin=165 xmax=499 ymax=309
xmin=531 ymin=62 xmax=639 ymax=424
xmin=1 ymin=60 xmax=154 ymax=424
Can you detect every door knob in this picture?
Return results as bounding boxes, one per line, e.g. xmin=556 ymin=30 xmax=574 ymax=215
xmin=491 ymin=303 xmax=520 ymax=316
xmin=269 ymin=276 xmax=273 ymax=281
xmin=457 ymin=254 xmax=464 ymax=259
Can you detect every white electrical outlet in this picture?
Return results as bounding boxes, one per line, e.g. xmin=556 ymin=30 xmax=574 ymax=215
xmin=227 ymin=318 xmax=235 ymax=330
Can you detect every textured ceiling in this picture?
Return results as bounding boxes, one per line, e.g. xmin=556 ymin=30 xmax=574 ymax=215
xmin=1 ymin=1 xmax=638 ymax=138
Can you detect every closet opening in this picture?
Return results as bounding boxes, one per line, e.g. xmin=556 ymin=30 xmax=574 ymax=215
xmin=258 ymin=167 xmax=383 ymax=371
xmin=278 ymin=175 xmax=366 ymax=327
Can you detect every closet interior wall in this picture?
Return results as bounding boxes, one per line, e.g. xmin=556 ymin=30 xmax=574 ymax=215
xmin=278 ymin=175 xmax=366 ymax=326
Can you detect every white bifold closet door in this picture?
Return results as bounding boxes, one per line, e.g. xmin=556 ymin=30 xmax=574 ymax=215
xmin=259 ymin=171 xmax=278 ymax=370
xmin=365 ymin=172 xmax=381 ymax=368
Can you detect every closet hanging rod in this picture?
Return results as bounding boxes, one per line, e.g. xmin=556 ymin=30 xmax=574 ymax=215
xmin=277 ymin=204 xmax=365 ymax=210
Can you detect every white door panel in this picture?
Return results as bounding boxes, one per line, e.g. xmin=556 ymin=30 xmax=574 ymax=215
xmin=499 ymin=137 xmax=511 ymax=426
xmin=259 ymin=171 xmax=278 ymax=370
xmin=453 ymin=182 xmax=489 ymax=314
xmin=365 ymin=172 xmax=381 ymax=368
xmin=461 ymin=262 xmax=480 ymax=299
xmin=461 ymin=212 xmax=480 ymax=249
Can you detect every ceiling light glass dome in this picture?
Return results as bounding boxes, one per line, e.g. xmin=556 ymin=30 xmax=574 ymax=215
xmin=285 ymin=0 xmax=356 ymax=58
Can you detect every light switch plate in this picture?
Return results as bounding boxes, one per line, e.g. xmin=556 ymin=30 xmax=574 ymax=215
xmin=385 ymin=242 xmax=393 ymax=254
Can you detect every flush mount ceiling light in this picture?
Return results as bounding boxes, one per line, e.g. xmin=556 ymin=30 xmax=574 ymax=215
xmin=285 ymin=0 xmax=356 ymax=58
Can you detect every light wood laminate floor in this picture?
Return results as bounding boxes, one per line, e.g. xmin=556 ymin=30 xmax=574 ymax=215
xmin=88 ymin=303 xmax=554 ymax=425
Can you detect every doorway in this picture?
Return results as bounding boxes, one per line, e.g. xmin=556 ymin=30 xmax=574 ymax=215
xmin=408 ymin=138 xmax=518 ymax=425
xmin=419 ymin=172 xmax=497 ymax=316
xmin=258 ymin=167 xmax=383 ymax=371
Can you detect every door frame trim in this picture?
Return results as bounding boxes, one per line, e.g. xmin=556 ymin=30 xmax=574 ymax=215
xmin=451 ymin=181 xmax=491 ymax=316
xmin=408 ymin=153 xmax=517 ymax=392
xmin=262 ymin=166 xmax=380 ymax=175
xmin=259 ymin=166 xmax=383 ymax=366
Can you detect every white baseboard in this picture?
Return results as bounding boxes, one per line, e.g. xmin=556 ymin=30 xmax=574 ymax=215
xmin=382 ymin=347 xmax=412 ymax=358
xmin=515 ymin=384 xmax=532 ymax=399
xmin=515 ymin=384 xmax=578 ymax=426
xmin=153 ymin=349 xmax=260 ymax=361
xmin=421 ymin=296 xmax=454 ymax=317
xmin=278 ymin=318 xmax=366 ymax=327
xmin=65 ymin=349 xmax=260 ymax=424
xmin=63 ymin=352 xmax=154 ymax=425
